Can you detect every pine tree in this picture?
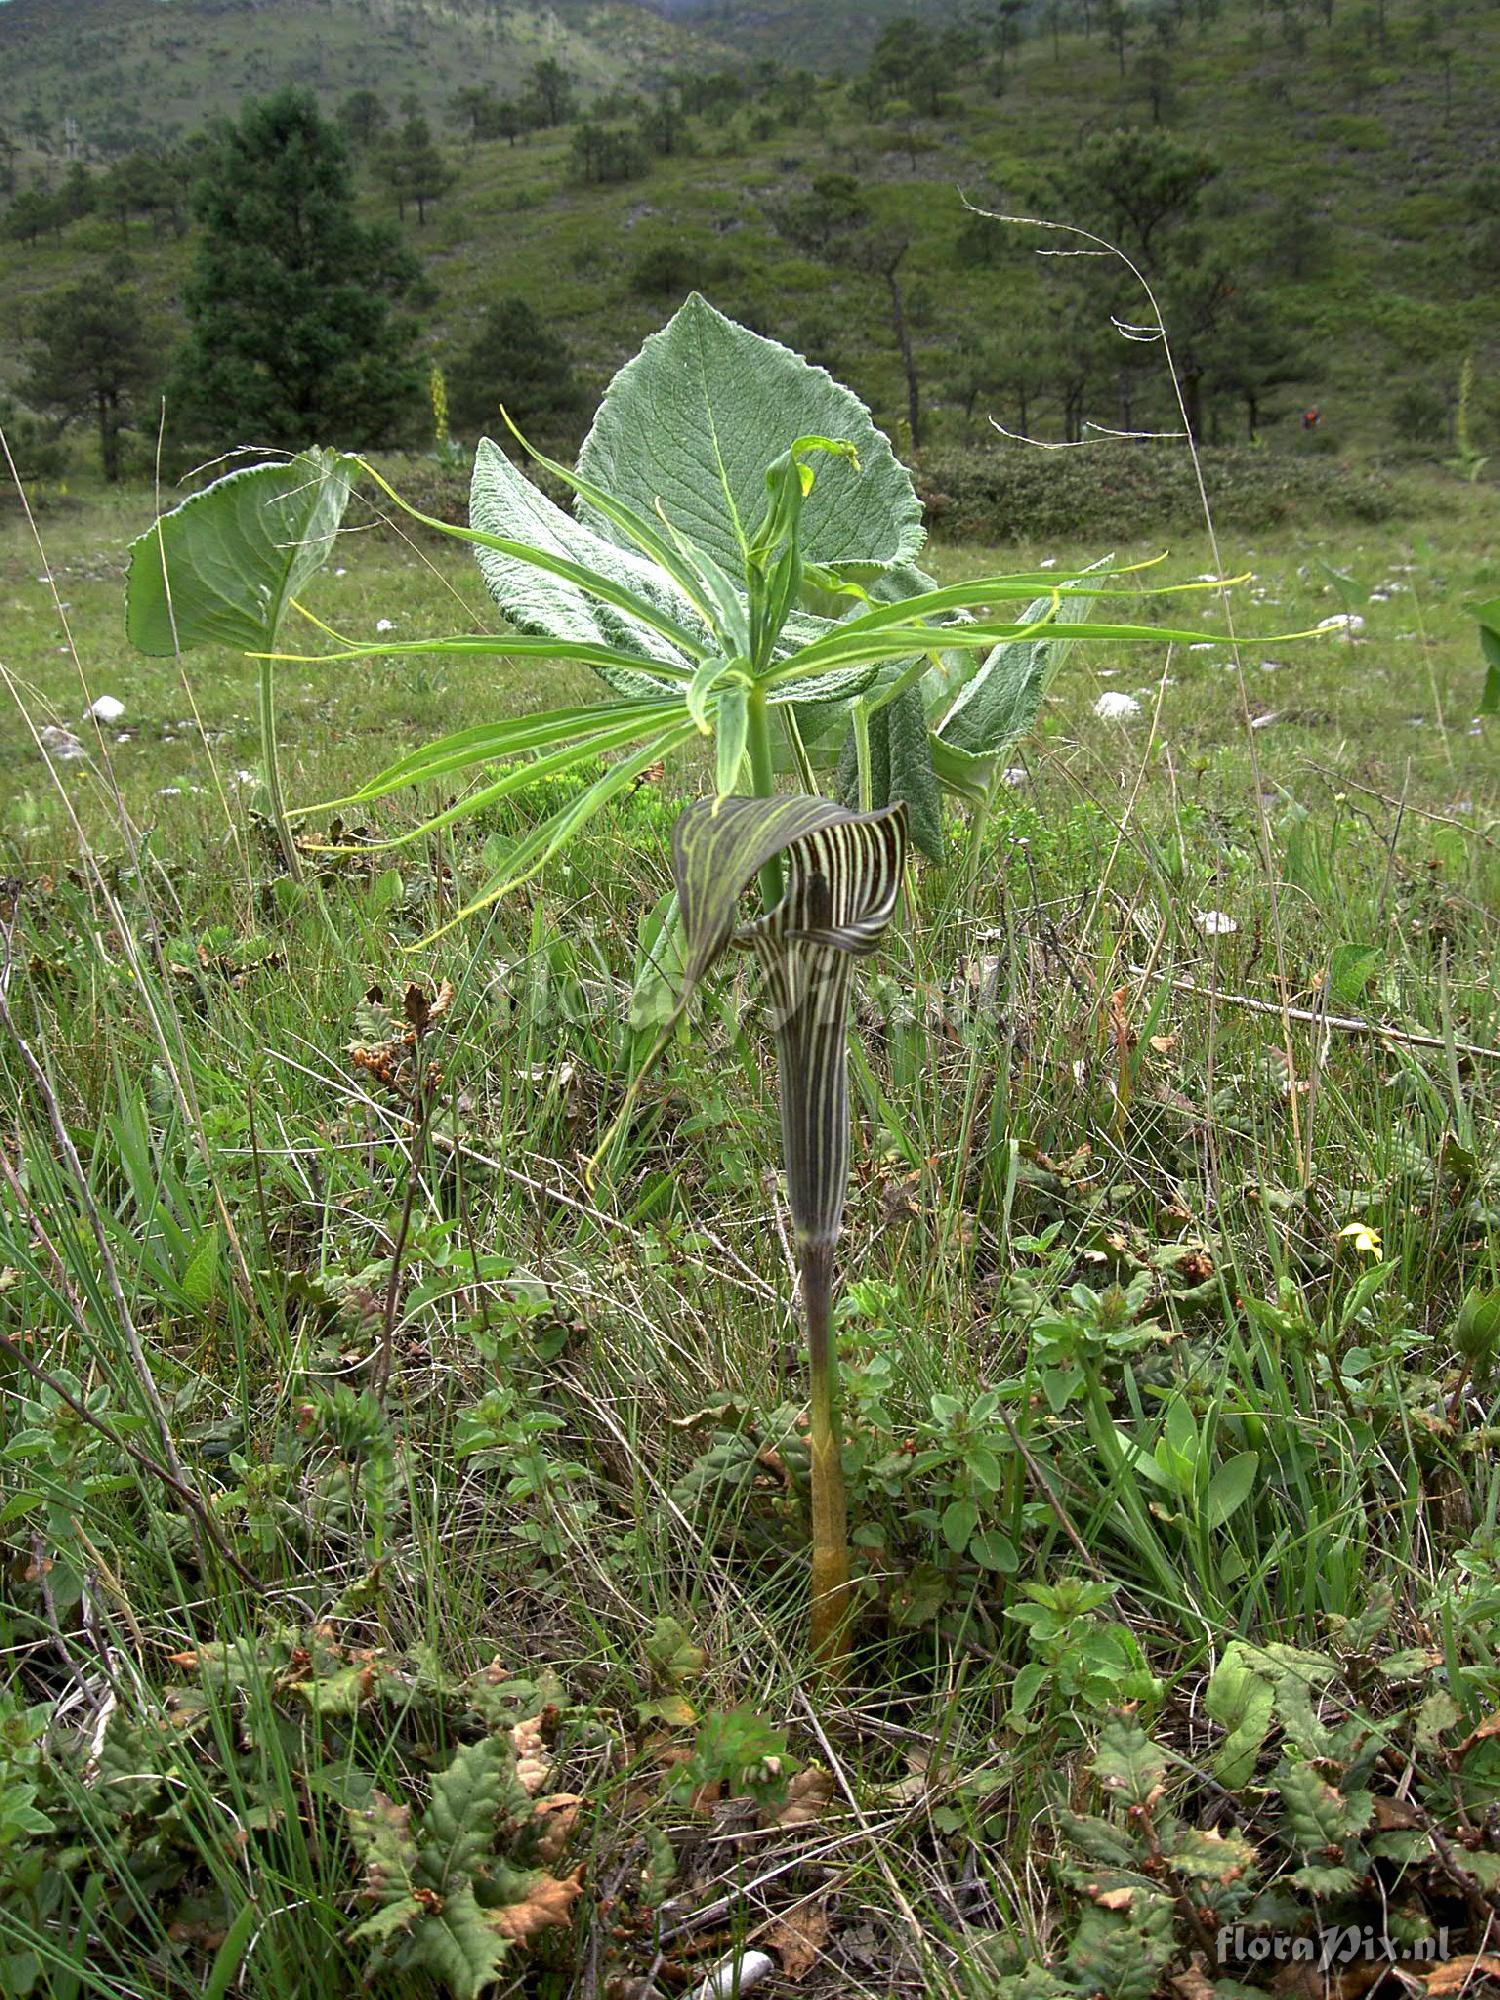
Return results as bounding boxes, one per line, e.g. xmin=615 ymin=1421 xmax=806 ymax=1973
xmin=172 ymin=90 xmax=422 ymax=450
xmin=447 ymin=298 xmax=583 ymax=440
xmin=23 ymin=277 xmax=155 ymax=482
xmin=380 ymin=114 xmax=457 ymax=226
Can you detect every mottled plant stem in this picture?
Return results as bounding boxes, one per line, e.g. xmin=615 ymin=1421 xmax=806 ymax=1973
xmin=802 ymin=1237 xmax=852 ymax=1668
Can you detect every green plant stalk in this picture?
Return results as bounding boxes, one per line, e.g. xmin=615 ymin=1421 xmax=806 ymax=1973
xmin=852 ymin=699 xmax=874 ymax=813
xmin=745 ymin=685 xmax=785 ymax=907
xmin=802 ymin=1237 xmax=852 ymax=1666
xmin=963 ymin=787 xmax=993 ymax=888
xmin=257 ymin=658 xmax=303 ymax=883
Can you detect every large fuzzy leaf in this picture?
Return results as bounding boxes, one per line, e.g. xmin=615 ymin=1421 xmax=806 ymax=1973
xmin=936 ymin=585 xmax=1099 ymax=756
xmin=469 ymin=439 xmax=709 ymax=694
xmin=575 ymin=293 xmax=924 ymax=578
xmin=835 ymin=683 xmax=946 ymax=860
xmin=125 ymin=449 xmax=354 ymax=655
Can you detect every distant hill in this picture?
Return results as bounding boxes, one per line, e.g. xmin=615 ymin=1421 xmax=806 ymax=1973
xmin=636 ymin=0 xmax=976 ymax=67
xmin=1 ymin=0 xmax=1495 ymax=477
xmin=0 ymin=0 xmax=721 ymax=157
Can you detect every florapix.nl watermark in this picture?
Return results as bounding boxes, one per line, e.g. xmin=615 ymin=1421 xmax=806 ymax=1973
xmin=1217 ymin=1924 xmax=1455 ymax=1971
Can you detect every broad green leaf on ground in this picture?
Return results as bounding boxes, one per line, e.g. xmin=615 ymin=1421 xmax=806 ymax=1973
xmin=125 ymin=448 xmax=355 ymax=655
xmin=1203 ymin=1449 xmax=1259 ymax=1529
xmin=1475 ymin=596 xmax=1500 ymax=714
xmin=1205 ymin=1646 xmax=1277 ymax=1787
xmin=1091 ymin=1718 xmax=1167 ymax=1804
xmin=575 ymin=292 xmax=924 ymax=578
xmin=1327 ymin=941 xmax=1383 ymax=1007
xmin=470 ymin=438 xmax=709 ymax=693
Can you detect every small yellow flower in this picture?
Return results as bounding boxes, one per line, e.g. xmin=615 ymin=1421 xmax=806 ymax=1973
xmin=1338 ymin=1221 xmax=1382 ymax=1257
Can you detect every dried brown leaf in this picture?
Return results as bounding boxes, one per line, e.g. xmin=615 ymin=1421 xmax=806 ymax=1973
xmin=514 ymin=1715 xmax=551 ymax=1796
xmin=532 ymin=1794 xmax=583 ymax=1866
xmin=1421 ymin=1955 xmax=1500 ymax=1996
xmin=775 ymin=1765 xmax=837 ymax=1828
xmin=765 ymin=1903 xmax=831 ymax=1980
xmin=491 ymin=1867 xmax=584 ymax=1941
xmin=1372 ymin=1797 xmax=1423 ymax=1831
xmin=1455 ymin=1712 xmax=1500 ymax=1756
xmin=1172 ymin=1961 xmax=1218 ymax=2000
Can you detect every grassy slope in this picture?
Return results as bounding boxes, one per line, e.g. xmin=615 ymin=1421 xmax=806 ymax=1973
xmin=1 ymin=0 xmax=1497 ymax=453
xmin=0 ymin=0 xmax=723 ymax=142
xmin=2 ymin=6 xmax=1499 ymax=1995
xmin=0 ymin=468 xmax=1496 ymax=1994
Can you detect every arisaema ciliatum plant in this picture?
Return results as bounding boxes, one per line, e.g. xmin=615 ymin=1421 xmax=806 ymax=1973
xmin=122 ymin=295 xmax=1275 ymax=931
xmin=122 ymin=294 xmax=1313 ymax=1665
xmin=632 ymin=794 xmax=908 ymax=1666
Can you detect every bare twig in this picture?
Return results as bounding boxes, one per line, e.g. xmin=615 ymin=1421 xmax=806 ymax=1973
xmin=1298 ymin=759 xmax=1499 ymax=850
xmin=1125 ymin=964 xmax=1499 ymax=1063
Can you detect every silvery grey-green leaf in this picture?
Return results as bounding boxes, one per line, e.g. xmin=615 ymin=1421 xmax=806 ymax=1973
xmin=575 ymin=294 xmax=924 ymax=580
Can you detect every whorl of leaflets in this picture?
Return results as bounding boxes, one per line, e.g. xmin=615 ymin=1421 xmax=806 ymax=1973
xmin=670 ymin=793 xmax=907 ymax=1666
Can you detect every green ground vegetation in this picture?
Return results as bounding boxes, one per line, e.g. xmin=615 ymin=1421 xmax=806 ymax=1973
xmin=0 ymin=453 xmax=1494 ymax=1994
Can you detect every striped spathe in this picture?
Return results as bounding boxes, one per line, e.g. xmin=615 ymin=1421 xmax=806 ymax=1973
xmin=671 ymin=795 xmax=906 ymax=1253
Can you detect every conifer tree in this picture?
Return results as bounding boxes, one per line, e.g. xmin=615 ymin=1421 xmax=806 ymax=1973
xmin=24 ymin=277 xmax=155 ymax=482
xmin=172 ymin=90 xmax=421 ymax=450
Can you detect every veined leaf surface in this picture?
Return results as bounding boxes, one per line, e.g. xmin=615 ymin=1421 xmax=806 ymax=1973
xmin=125 ymin=448 xmax=355 ymax=655
xmin=470 ymin=438 xmax=710 ymax=693
xmin=575 ymin=293 xmax=924 ymax=578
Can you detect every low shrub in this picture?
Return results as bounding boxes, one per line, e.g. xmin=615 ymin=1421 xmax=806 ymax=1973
xmin=916 ymin=441 xmax=1410 ymax=541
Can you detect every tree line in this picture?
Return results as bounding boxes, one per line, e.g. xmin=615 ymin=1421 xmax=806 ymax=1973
xmin=5 ymin=91 xmax=584 ymax=484
xmin=3 ymin=0 xmax=1489 ymax=480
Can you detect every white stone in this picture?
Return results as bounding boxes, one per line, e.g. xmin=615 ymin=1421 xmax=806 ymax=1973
xmin=1093 ymin=691 xmax=1141 ymax=720
xmin=39 ymin=724 xmax=85 ymax=761
xmin=88 ymin=695 xmax=125 ymax=723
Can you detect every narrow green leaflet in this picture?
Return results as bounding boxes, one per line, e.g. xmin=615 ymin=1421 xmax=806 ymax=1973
xmin=125 ymin=448 xmax=355 ymax=654
xmin=715 ymin=684 xmax=750 ymax=795
xmin=575 ymin=293 xmax=925 ymax=576
xmin=776 ymin=613 xmax=1232 ymax=683
xmin=937 ymin=586 xmax=1100 ymax=756
xmin=431 ymin=725 xmax=698 ymax=937
xmin=311 ymin=710 xmax=685 ymax=853
xmin=305 ymin=697 xmax=684 ymax=812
